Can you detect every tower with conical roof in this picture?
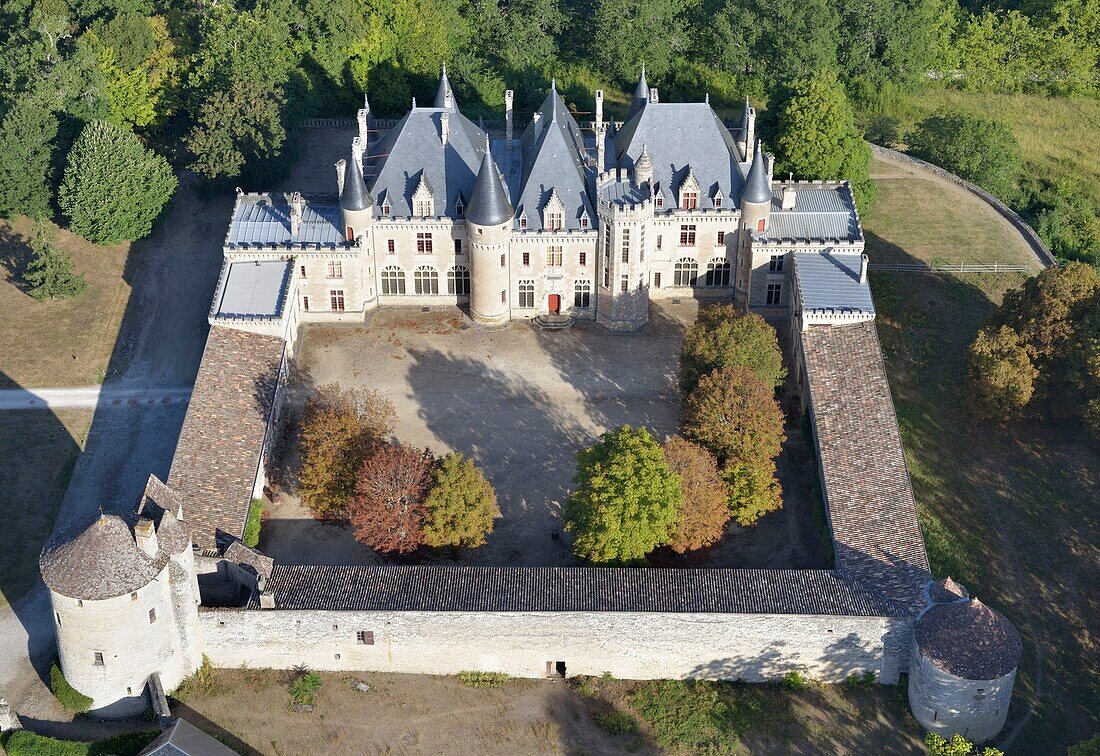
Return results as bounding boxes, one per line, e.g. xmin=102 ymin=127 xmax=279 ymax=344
xmin=735 ymin=140 xmax=773 ymax=308
xmin=627 ymin=66 xmax=649 ymax=121
xmin=338 ymin=150 xmax=373 ymax=244
xmin=465 ymin=138 xmax=513 ymax=324
xmin=435 ymin=64 xmax=455 ymax=110
xmin=735 ymin=97 xmax=756 ymax=161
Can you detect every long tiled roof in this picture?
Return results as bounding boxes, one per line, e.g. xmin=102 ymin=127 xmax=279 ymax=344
xmin=800 ymin=321 xmax=930 ymax=614
xmin=167 ymin=327 xmax=284 ymax=550
xmin=249 ymin=565 xmax=895 ymax=615
xmin=225 ymin=194 xmax=344 ymax=248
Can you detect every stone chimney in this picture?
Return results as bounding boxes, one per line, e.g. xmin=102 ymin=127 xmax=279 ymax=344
xmin=357 ymin=108 xmax=369 ymax=148
xmin=595 ymin=89 xmax=605 ymax=168
xmin=134 ymin=517 xmax=158 ymax=557
xmin=649 ymin=87 xmax=659 ymax=104
xmin=335 ymin=159 xmax=347 ymax=196
xmin=859 ymin=253 xmax=869 ymax=284
xmin=0 ymin=698 xmax=20 ymax=732
xmin=259 ymin=592 xmax=276 ymax=609
xmin=440 ymin=111 xmax=450 ymax=146
xmin=288 ymin=192 xmax=304 ymax=238
xmin=781 ymin=184 xmax=797 ymax=210
xmin=505 ymin=89 xmax=514 ymax=146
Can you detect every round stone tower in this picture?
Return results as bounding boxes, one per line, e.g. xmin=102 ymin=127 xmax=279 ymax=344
xmin=736 ymin=140 xmax=773 ymax=305
xmin=908 ymin=578 xmax=1022 ymax=743
xmin=339 ymin=143 xmax=373 ymax=243
xmin=40 ymin=478 xmax=201 ymax=717
xmin=465 ymin=139 xmax=514 ymax=325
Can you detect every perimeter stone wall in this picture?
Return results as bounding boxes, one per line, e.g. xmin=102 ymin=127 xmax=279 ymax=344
xmin=199 ymin=608 xmax=911 ymax=683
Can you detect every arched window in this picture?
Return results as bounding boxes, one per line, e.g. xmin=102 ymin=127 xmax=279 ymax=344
xmin=414 ymin=266 xmax=439 ymax=295
xmin=381 ymin=266 xmax=405 ymax=295
xmin=448 ymin=265 xmax=470 ymax=296
xmin=674 ymin=258 xmax=698 ymax=287
xmin=705 ymin=259 xmax=731 ymax=287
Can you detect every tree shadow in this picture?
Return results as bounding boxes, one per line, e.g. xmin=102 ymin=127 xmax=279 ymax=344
xmin=0 ymin=222 xmax=33 ymax=289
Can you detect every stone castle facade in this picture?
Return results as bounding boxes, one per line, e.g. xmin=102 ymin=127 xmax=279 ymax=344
xmin=36 ymin=71 xmax=1019 ymax=745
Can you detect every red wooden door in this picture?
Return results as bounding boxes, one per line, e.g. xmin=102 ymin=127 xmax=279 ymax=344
xmin=548 ymin=294 xmax=560 ymax=314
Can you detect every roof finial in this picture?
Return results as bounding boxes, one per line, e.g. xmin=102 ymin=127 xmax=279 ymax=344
xmin=412 ymin=96 xmax=417 ymax=109
xmin=705 ymin=92 xmax=710 ymax=104
xmin=442 ymin=61 xmax=447 ymax=76
xmin=641 ymin=63 xmax=646 ymax=79
xmin=551 ymin=77 xmax=557 ymax=93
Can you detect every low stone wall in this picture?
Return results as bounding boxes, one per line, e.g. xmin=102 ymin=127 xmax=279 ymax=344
xmin=868 ymin=143 xmax=1056 ymax=269
xmin=199 ymin=609 xmax=911 ymax=684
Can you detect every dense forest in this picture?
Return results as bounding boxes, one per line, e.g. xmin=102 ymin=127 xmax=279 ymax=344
xmin=0 ymin=0 xmax=1097 ymax=263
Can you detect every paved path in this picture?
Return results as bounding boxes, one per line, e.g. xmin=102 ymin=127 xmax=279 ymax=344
xmin=0 ymin=386 xmax=191 ymax=410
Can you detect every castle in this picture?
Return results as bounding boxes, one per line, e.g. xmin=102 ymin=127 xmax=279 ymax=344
xmin=38 ymin=70 xmax=1021 ymax=744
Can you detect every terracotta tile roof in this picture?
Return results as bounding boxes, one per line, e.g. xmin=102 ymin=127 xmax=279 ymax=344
xmin=247 ymin=565 xmax=895 ymax=616
xmin=168 ymin=326 xmax=284 ymax=550
xmin=801 ymin=321 xmax=930 ymax=614
xmin=916 ymin=598 xmax=1022 ymax=680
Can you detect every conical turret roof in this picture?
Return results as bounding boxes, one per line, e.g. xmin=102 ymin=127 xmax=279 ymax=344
xmin=742 ymin=140 xmax=772 ymax=205
xmin=915 ymin=597 xmax=1023 ymax=680
xmin=340 ymin=154 xmax=372 ymax=211
xmin=738 ymin=97 xmax=751 ymax=138
xmin=466 ymin=140 xmax=513 ymax=226
xmin=434 ymin=64 xmax=455 ymax=110
xmin=627 ymin=66 xmax=649 ymax=120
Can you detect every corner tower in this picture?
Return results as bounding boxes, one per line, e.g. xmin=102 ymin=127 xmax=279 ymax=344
xmin=338 ymin=147 xmax=373 ymax=243
xmin=465 ymin=139 xmax=513 ymax=325
xmin=736 ymin=140 xmax=773 ymax=307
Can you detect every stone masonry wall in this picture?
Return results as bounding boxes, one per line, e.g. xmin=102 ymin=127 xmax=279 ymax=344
xmin=199 ymin=609 xmax=908 ymax=684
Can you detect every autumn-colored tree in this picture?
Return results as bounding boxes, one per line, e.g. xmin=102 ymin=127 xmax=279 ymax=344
xmin=350 ymin=444 xmax=434 ymax=553
xmin=995 ymin=262 xmax=1099 ymax=365
xmin=661 ymin=437 xmax=728 ymax=553
xmin=679 ymin=304 xmax=787 ymax=397
xmin=682 ymin=366 xmax=786 ymax=526
xmin=965 ymin=325 xmax=1039 ymax=419
xmin=423 ymin=453 xmax=497 ymax=549
xmin=565 ymin=426 xmax=682 ymax=565
xmin=297 ymin=384 xmax=396 ymax=518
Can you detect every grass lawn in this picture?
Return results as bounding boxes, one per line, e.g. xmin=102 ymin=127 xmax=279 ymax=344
xmin=0 ymin=410 xmax=91 ymax=608
xmin=875 ymin=88 xmax=1100 ymax=207
xmin=0 ymin=216 xmax=131 ymax=389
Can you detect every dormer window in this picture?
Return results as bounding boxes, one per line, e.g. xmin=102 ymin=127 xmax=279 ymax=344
xmin=519 ymin=213 xmax=528 ymax=230
xmin=655 ymin=195 xmax=664 ymax=209
xmin=681 ymin=191 xmax=698 ymax=210
xmin=412 ymin=175 xmax=434 ymax=217
xmin=414 ymin=198 xmax=433 ymax=216
xmin=543 ymin=189 xmax=565 ymax=231
xmin=455 ymin=198 xmax=464 ymax=217
xmin=381 ymin=200 xmax=391 ymax=216
xmin=580 ymin=214 xmax=589 ymax=229
xmin=713 ymin=191 xmax=723 ymax=208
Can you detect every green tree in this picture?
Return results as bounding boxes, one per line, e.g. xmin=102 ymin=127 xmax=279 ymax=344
xmin=908 ymin=111 xmax=1021 ymax=198
xmin=965 ymin=325 xmax=1039 ymax=419
xmin=0 ymin=92 xmax=58 ymax=219
xmin=23 ymin=221 xmax=86 ymax=300
xmin=423 ymin=453 xmax=497 ymax=549
xmin=925 ymin=731 xmax=1004 ymax=756
xmin=679 ymin=304 xmax=787 ymax=397
xmin=995 ymin=262 xmax=1099 ymax=364
xmin=565 ymin=426 xmax=682 ymax=564
xmin=185 ymin=80 xmax=287 ymax=182
xmin=723 ymin=461 xmax=782 ymax=526
xmin=593 ymin=0 xmax=691 ymax=81
xmin=771 ymin=71 xmax=876 ymax=214
xmin=662 ymin=437 xmax=728 ymax=553
xmin=58 ymin=120 xmax=175 ymax=244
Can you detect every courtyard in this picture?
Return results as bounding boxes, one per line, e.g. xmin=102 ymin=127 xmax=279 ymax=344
xmin=262 ymin=301 xmax=827 ymax=569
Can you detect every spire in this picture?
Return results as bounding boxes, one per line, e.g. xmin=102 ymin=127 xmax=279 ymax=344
xmin=466 ymin=138 xmax=513 ymax=226
xmin=627 ymin=66 xmax=650 ymax=120
xmin=434 ymin=64 xmax=455 ymax=109
xmin=340 ymin=152 xmax=372 ymax=211
xmin=742 ymin=140 xmax=772 ymax=205
xmin=738 ymin=96 xmax=751 ymax=133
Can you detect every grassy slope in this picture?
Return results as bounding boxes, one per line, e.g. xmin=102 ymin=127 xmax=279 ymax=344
xmin=0 ymin=217 xmax=131 ymax=388
xmin=883 ymin=88 xmax=1100 ymax=207
xmin=864 ymin=178 xmax=1100 ymax=752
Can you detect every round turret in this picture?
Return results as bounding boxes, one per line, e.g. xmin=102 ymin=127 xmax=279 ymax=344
xmin=339 ymin=152 xmax=373 ymax=243
xmin=908 ymin=591 xmax=1022 ymax=743
xmin=465 ymin=139 xmax=513 ymax=325
xmin=740 ymin=140 xmax=772 ymax=234
xmin=40 ymin=484 xmax=201 ymax=718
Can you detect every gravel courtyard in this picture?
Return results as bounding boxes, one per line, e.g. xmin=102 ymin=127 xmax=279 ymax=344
xmin=263 ymin=301 xmax=826 ymax=568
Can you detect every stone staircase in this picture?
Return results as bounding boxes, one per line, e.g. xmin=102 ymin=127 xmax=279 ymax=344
xmin=533 ymin=314 xmax=575 ymax=331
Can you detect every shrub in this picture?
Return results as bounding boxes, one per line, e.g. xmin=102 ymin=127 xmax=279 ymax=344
xmin=1068 ymin=734 xmax=1100 ymax=756
xmin=564 ymin=425 xmax=682 ymax=564
xmin=965 ymin=326 xmax=1038 ymax=419
xmin=1 ymin=729 xmax=158 ymax=756
xmin=593 ymin=710 xmax=639 ymax=735
xmin=243 ymin=498 xmax=264 ymax=547
xmin=50 ymin=662 xmax=93 ymax=712
xmin=780 ymin=670 xmax=808 ymax=691
xmin=679 ymin=304 xmax=786 ymax=397
xmin=908 ymin=110 xmax=1020 ymax=199
xmin=171 ymin=655 xmax=221 ymax=701
xmin=457 ymin=670 xmax=511 ymax=688
xmin=23 ymin=222 xmax=86 ymax=301
xmin=288 ymin=669 xmax=322 ymax=707
xmin=422 ymin=453 xmax=496 ymax=549
xmin=349 ymin=443 xmax=434 ymax=553
xmin=58 ymin=121 xmax=177 ymax=244
xmin=844 ymin=670 xmax=877 ymax=689
xmin=925 ymin=731 xmax=1004 ymax=756
xmin=662 ymin=437 xmax=729 ymax=553
xmin=628 ymin=680 xmax=752 ymax=753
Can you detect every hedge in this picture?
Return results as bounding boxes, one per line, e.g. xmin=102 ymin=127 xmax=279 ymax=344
xmin=50 ymin=663 xmax=93 ymax=712
xmin=0 ymin=729 xmax=158 ymax=756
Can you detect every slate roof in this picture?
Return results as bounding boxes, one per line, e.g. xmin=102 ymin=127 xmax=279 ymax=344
xmin=339 ymin=153 xmax=372 ymax=211
xmin=627 ymin=68 xmax=649 ymax=120
xmin=916 ymin=598 xmax=1022 ymax=680
xmin=800 ymin=321 xmax=930 ymax=614
xmin=762 ymin=183 xmax=862 ymax=243
xmin=742 ymin=141 xmax=772 ymax=205
xmin=41 ymin=478 xmax=190 ymax=600
xmin=614 ymin=102 xmax=741 ymax=210
xmin=466 ymin=142 xmax=514 ymax=226
xmin=434 ymin=66 xmax=455 ymax=109
xmin=225 ymin=194 xmax=344 ymax=248
xmin=167 ymin=327 xmax=284 ymax=550
xmin=793 ymin=251 xmax=875 ymax=316
xmin=367 ymin=103 xmax=487 ymax=218
xmin=211 ymin=260 xmax=291 ymax=320
xmin=514 ymin=84 xmax=594 ymax=231
xmin=139 ymin=718 xmax=238 ymax=756
xmin=248 ymin=565 xmax=895 ymax=616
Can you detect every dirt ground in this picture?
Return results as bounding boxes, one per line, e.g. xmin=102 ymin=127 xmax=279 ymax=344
xmin=262 ymin=301 xmax=825 ymax=569
xmin=174 ymin=669 xmax=925 ymax=756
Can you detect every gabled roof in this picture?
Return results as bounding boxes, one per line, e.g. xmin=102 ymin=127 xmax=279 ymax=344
xmin=614 ymin=101 xmax=741 ymax=210
xmin=514 ymin=83 xmax=593 ymax=231
xmin=139 ymin=718 xmax=238 ymax=756
xmin=466 ymin=140 xmax=514 ymax=226
xmin=793 ymin=251 xmax=874 ymax=316
xmin=366 ymin=105 xmax=487 ymax=219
